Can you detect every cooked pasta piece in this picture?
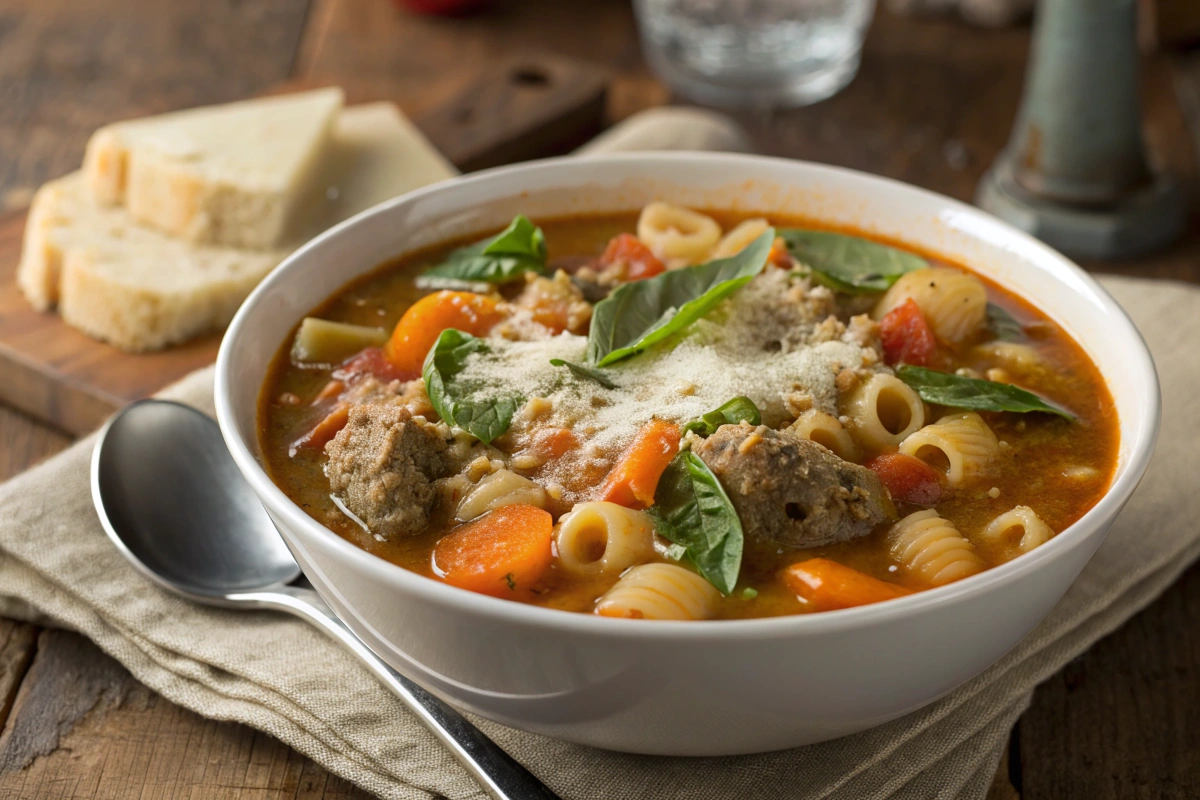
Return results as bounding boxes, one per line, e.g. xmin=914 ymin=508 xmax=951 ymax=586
xmin=594 ymin=563 xmax=720 ymax=620
xmin=981 ymin=505 xmax=1055 ymax=553
xmin=887 ymin=509 xmax=984 ymax=586
xmin=555 ymin=501 xmax=656 ymax=576
xmin=874 ymin=267 xmax=987 ymax=344
xmin=636 ymin=202 xmax=722 ymax=266
xmin=789 ymin=409 xmax=861 ymax=462
xmin=899 ymin=412 xmax=1000 ymax=486
xmin=456 ymin=469 xmax=547 ymax=522
xmin=974 ymin=341 xmax=1048 ymax=373
xmin=843 ymin=373 xmax=925 ymax=453
xmin=711 ymin=218 xmax=770 ymax=259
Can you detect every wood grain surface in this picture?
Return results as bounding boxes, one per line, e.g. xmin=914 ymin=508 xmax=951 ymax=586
xmin=1 ymin=0 xmax=1199 ymax=798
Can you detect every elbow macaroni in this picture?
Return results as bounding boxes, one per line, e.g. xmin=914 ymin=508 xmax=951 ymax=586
xmin=843 ymin=373 xmax=926 ymax=452
xmin=594 ymin=563 xmax=720 ymax=620
xmin=555 ymin=501 xmax=656 ymax=576
xmin=899 ymin=412 xmax=1000 ymax=486
xmin=711 ymin=218 xmax=770 ymax=260
xmin=887 ymin=509 xmax=984 ymax=587
xmin=875 ymin=267 xmax=987 ymax=344
xmin=456 ymin=469 xmax=548 ymax=522
xmin=982 ymin=505 xmax=1055 ymax=553
xmin=790 ymin=409 xmax=860 ymax=462
xmin=636 ymin=202 xmax=722 ymax=266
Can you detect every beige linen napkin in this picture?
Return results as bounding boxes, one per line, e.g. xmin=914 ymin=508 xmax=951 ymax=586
xmin=1 ymin=274 xmax=1197 ymax=799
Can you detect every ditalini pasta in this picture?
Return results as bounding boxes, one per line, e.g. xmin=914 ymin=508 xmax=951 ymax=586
xmin=456 ymin=469 xmax=548 ymax=522
xmin=594 ymin=563 xmax=720 ymax=620
xmin=887 ymin=510 xmax=985 ymax=587
xmin=843 ymin=373 xmax=925 ymax=453
xmin=875 ymin=267 xmax=988 ymax=343
xmin=554 ymin=501 xmax=655 ymax=576
xmin=711 ymin=218 xmax=770 ymax=260
xmin=636 ymin=201 xmax=722 ymax=265
xmin=260 ymin=204 xmax=1119 ymax=619
xmin=982 ymin=506 xmax=1055 ymax=553
xmin=899 ymin=412 xmax=1000 ymax=486
xmin=789 ymin=409 xmax=860 ymax=462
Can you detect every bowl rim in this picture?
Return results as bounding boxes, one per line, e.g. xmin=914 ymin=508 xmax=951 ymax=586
xmin=215 ymin=151 xmax=1161 ymax=641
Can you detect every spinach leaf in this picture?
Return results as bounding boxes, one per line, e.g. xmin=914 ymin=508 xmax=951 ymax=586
xmin=586 ymin=229 xmax=774 ymax=366
xmin=896 ymin=365 xmax=1074 ymax=419
xmin=422 ymin=215 xmax=548 ymax=283
xmin=422 ymin=329 xmax=522 ymax=443
xmin=649 ymin=451 xmax=744 ymax=595
xmin=779 ymin=229 xmax=925 ymax=294
xmin=549 ymin=358 xmax=617 ymax=390
xmin=986 ymin=302 xmax=1025 ymax=342
xmin=682 ymin=396 xmax=761 ymax=437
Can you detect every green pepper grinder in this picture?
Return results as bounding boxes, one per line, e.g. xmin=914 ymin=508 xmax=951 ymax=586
xmin=976 ymin=0 xmax=1185 ymax=259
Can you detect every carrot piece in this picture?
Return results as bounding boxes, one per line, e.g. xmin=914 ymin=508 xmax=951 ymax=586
xmin=312 ymin=379 xmax=345 ymax=404
xmin=294 ymin=403 xmax=349 ymax=451
xmin=767 ymin=236 xmax=793 ymax=269
xmin=530 ymin=427 xmax=578 ymax=461
xmin=384 ymin=291 xmax=504 ymax=374
xmin=879 ymin=298 xmax=938 ymax=367
xmin=782 ymin=558 xmax=913 ymax=612
xmin=598 ymin=233 xmax=665 ymax=281
xmin=432 ymin=504 xmax=554 ymax=598
xmin=865 ymin=452 xmax=944 ymax=506
xmin=597 ymin=419 xmax=681 ymax=509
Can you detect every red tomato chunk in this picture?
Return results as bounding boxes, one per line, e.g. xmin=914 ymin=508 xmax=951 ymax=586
xmin=598 ymin=233 xmax=665 ymax=281
xmin=879 ymin=298 xmax=937 ymax=367
xmin=866 ymin=453 xmax=944 ymax=506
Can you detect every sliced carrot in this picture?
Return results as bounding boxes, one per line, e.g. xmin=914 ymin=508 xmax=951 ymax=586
xmin=312 ymin=379 xmax=345 ymax=404
xmin=293 ymin=403 xmax=349 ymax=452
xmin=384 ymin=291 xmax=504 ymax=374
xmin=530 ymin=427 xmax=578 ymax=461
xmin=782 ymin=558 xmax=913 ymax=612
xmin=767 ymin=236 xmax=793 ymax=268
xmin=596 ymin=419 xmax=681 ymax=509
xmin=432 ymin=504 xmax=554 ymax=599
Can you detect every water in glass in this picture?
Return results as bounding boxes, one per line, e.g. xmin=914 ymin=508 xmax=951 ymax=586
xmin=635 ymin=0 xmax=876 ymax=108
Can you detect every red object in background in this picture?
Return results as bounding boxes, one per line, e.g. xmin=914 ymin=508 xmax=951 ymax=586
xmin=879 ymin=298 xmax=937 ymax=367
xmin=598 ymin=233 xmax=666 ymax=281
xmin=865 ymin=453 xmax=944 ymax=506
xmin=394 ymin=0 xmax=490 ymax=15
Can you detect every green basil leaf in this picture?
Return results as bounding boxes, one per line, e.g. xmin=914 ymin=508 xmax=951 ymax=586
xmin=986 ymin=302 xmax=1026 ymax=342
xmin=896 ymin=365 xmax=1074 ymax=419
xmin=682 ymin=396 xmax=761 ymax=437
xmin=549 ymin=358 xmax=617 ymax=390
xmin=779 ymin=229 xmax=925 ymax=294
xmin=422 ymin=215 xmax=548 ymax=283
xmin=587 ymin=229 xmax=774 ymax=366
xmin=649 ymin=451 xmax=744 ymax=595
xmin=422 ymin=329 xmax=522 ymax=443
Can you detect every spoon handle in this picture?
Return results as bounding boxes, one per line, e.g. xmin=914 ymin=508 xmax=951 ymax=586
xmin=237 ymin=585 xmax=562 ymax=800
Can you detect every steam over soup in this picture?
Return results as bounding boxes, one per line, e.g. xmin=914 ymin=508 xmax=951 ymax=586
xmin=258 ymin=207 xmax=1118 ymax=620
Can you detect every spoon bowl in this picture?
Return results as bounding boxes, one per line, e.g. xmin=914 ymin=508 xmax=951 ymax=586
xmin=91 ymin=399 xmax=558 ymax=800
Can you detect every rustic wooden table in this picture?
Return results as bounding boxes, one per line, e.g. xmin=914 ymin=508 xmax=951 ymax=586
xmin=1 ymin=1 xmax=1198 ymax=798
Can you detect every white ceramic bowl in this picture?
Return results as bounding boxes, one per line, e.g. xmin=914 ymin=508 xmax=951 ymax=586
xmin=215 ymin=154 xmax=1159 ymax=756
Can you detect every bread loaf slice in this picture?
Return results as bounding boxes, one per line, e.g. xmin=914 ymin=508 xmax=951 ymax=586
xmin=19 ymin=102 xmax=456 ymax=352
xmin=83 ymin=88 xmax=344 ymax=249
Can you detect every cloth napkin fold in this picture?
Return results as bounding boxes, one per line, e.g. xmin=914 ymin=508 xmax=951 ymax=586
xmin=1 ymin=275 xmax=1197 ymax=799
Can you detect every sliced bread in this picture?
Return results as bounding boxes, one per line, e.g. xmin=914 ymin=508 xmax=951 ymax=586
xmin=19 ymin=102 xmax=457 ymax=352
xmin=83 ymin=88 xmax=344 ymax=249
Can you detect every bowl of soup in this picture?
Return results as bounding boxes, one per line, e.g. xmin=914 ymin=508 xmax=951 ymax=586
xmin=214 ymin=153 xmax=1158 ymax=755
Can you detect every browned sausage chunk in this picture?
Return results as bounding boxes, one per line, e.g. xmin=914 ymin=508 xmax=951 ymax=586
xmin=325 ymin=404 xmax=451 ymax=539
xmin=693 ymin=424 xmax=892 ymax=549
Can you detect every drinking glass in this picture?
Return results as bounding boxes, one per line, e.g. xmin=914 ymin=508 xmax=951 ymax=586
xmin=633 ymin=0 xmax=876 ymax=109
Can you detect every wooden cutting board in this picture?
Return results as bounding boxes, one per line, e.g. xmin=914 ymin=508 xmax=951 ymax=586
xmin=0 ymin=53 xmax=607 ymax=436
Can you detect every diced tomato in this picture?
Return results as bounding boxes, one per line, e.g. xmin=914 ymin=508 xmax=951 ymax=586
xmin=597 ymin=233 xmax=665 ymax=281
xmin=865 ymin=453 xmax=943 ymax=506
xmin=335 ymin=347 xmax=417 ymax=385
xmin=879 ymin=298 xmax=938 ymax=367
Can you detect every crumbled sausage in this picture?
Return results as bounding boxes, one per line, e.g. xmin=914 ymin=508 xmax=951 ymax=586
xmin=325 ymin=405 xmax=451 ymax=539
xmin=694 ymin=424 xmax=892 ymax=549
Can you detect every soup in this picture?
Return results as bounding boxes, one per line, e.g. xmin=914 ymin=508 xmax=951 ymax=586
xmin=258 ymin=205 xmax=1118 ymax=620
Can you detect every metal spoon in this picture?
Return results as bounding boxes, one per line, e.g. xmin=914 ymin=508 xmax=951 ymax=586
xmin=91 ymin=399 xmax=560 ymax=800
